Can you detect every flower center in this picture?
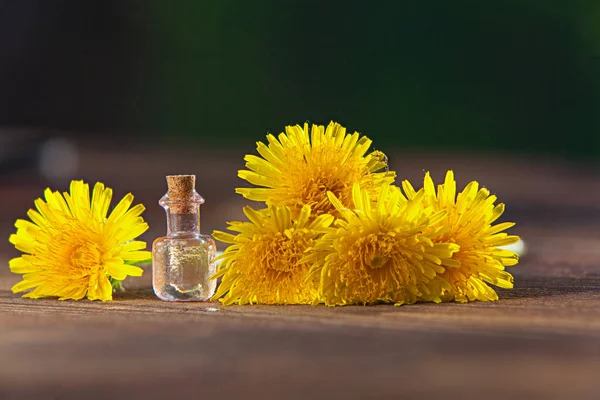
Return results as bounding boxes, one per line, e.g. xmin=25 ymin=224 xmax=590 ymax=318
xmin=341 ymin=232 xmax=398 ymax=270
xmin=369 ymin=254 xmax=390 ymax=269
xmin=262 ymin=231 xmax=309 ymax=273
xmin=53 ymin=219 xmax=107 ymax=276
xmin=287 ymin=143 xmax=362 ymax=215
xmin=70 ymin=242 xmax=104 ymax=272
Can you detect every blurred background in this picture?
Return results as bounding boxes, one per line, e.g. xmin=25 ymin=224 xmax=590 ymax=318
xmin=1 ymin=0 xmax=599 ymax=259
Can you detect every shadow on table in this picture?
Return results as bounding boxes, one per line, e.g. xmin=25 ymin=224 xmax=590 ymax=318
xmin=113 ymin=275 xmax=600 ymax=304
xmin=497 ymin=276 xmax=600 ymax=300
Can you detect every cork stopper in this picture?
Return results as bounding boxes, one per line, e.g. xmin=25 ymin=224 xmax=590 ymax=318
xmin=166 ymin=175 xmax=196 ymax=214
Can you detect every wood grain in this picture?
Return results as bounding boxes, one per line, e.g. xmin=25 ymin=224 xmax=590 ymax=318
xmin=1 ymin=147 xmax=599 ymax=399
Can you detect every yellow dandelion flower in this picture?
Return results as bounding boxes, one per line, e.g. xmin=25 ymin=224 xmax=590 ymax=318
xmin=9 ymin=180 xmax=151 ymax=301
xmin=401 ymin=171 xmax=520 ymax=303
xmin=211 ymin=204 xmax=334 ymax=305
xmin=303 ymin=184 xmax=459 ymax=306
xmin=236 ymin=121 xmax=395 ymax=217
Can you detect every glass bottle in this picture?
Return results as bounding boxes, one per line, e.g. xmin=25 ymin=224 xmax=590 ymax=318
xmin=152 ymin=175 xmax=217 ymax=301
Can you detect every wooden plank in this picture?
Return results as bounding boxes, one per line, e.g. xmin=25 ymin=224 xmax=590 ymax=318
xmin=1 ymin=270 xmax=599 ymax=399
xmin=1 ymin=148 xmax=600 ymax=399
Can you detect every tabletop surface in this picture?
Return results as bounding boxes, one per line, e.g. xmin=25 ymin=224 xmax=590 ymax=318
xmin=1 ymin=144 xmax=599 ymax=400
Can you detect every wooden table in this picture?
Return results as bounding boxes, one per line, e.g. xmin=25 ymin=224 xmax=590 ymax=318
xmin=1 ymin=145 xmax=599 ymax=399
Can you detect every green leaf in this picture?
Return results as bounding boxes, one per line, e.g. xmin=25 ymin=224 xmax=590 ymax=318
xmin=124 ymin=257 xmax=152 ymax=266
xmin=110 ymin=276 xmax=123 ymax=291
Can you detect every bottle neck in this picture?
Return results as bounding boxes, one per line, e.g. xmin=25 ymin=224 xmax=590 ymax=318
xmin=166 ymin=205 xmax=201 ymax=238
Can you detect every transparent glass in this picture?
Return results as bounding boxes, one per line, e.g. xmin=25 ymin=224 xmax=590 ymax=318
xmin=152 ymin=192 xmax=217 ymax=301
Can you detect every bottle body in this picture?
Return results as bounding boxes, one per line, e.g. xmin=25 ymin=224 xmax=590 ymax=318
xmin=152 ymin=234 xmax=217 ymax=301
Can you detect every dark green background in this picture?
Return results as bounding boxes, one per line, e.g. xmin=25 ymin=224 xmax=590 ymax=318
xmin=1 ymin=1 xmax=599 ymax=156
